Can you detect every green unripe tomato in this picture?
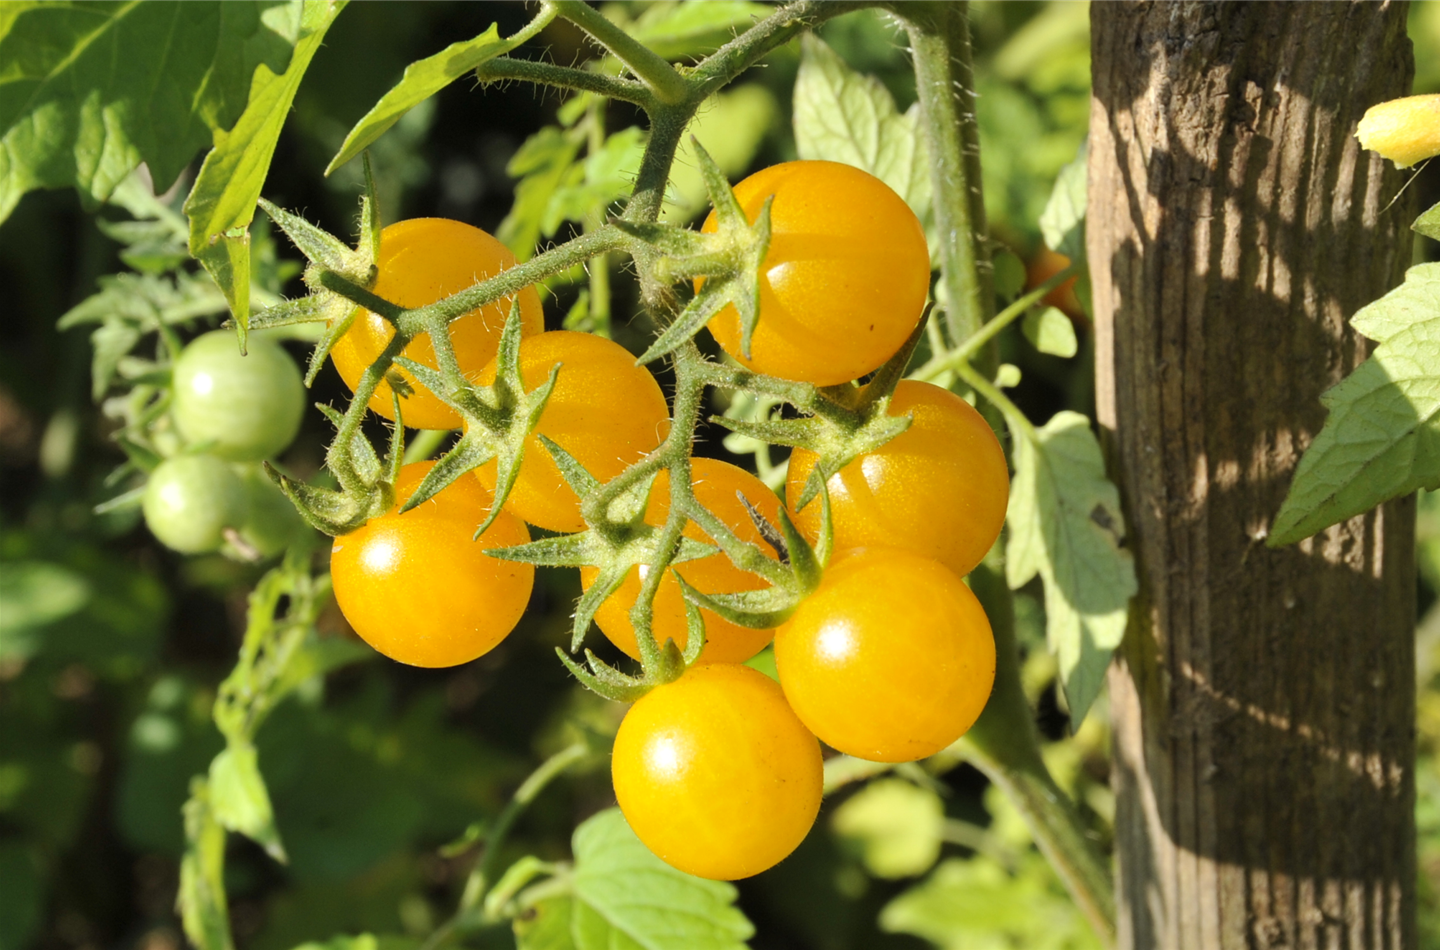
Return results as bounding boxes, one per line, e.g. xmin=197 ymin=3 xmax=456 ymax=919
xmin=171 ymin=330 xmax=304 ymax=461
xmin=143 ymin=455 xmax=246 ymax=554
xmin=232 ymin=464 xmax=307 ymax=558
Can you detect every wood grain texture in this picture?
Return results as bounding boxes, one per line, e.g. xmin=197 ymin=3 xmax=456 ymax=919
xmin=1088 ymin=3 xmax=1417 ymax=948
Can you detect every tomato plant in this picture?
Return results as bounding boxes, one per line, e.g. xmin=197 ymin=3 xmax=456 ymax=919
xmin=171 ymin=330 xmax=305 ymax=461
xmin=329 ymin=218 xmax=545 ymax=431
xmin=774 ymin=547 xmax=996 ymax=763
xmin=701 ymin=160 xmax=930 ymax=386
xmin=611 ymin=662 xmax=823 ymax=881
xmin=142 ymin=454 xmax=246 ymax=554
xmin=330 ymin=461 xmax=533 ymax=668
xmin=787 ymin=379 xmax=1010 ymax=579
xmin=581 ymin=458 xmax=781 ymax=665
xmin=473 ymin=330 xmax=670 ymax=533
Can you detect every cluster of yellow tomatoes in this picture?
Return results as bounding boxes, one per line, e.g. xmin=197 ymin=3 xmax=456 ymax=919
xmin=326 ymin=162 xmax=1009 ymax=881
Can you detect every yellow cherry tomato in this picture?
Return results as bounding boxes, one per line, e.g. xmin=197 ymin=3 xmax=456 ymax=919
xmin=329 ymin=218 xmax=544 ymax=431
xmin=612 ymin=663 xmax=823 ymax=880
xmin=580 ymin=458 xmax=780 ymax=665
xmin=330 ymin=461 xmax=533 ymax=668
xmin=788 ymin=379 xmax=1008 ymax=579
xmin=774 ymin=547 xmax=996 ymax=763
xmin=701 ymin=160 xmax=930 ymax=386
xmin=474 ymin=331 xmax=670 ymax=533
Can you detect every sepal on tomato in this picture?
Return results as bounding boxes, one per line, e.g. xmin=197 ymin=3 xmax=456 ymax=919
xmin=388 ymin=303 xmax=558 ymax=534
xmin=629 ymin=140 xmax=773 ymax=366
xmin=554 ymin=647 xmax=652 ymax=704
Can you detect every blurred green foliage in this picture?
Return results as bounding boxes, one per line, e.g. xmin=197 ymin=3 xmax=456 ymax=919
xmin=1 ymin=3 xmax=1436 ymax=950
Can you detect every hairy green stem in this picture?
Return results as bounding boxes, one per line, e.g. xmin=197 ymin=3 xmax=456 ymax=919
xmin=547 ymin=0 xmax=688 ymax=105
xmin=897 ymin=2 xmax=992 ymax=346
xmin=690 ymin=1 xmax=879 ymax=98
xmin=965 ymin=565 xmax=1115 ymax=945
xmin=473 ymin=57 xmax=652 ymax=108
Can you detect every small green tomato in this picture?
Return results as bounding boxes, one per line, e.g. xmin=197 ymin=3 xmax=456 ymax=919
xmin=142 ymin=455 xmax=246 ymax=554
xmin=171 ymin=330 xmax=305 ymax=461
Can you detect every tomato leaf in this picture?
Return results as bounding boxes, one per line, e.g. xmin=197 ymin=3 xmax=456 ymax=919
xmin=664 ymin=86 xmax=779 ymax=223
xmin=0 ymin=2 xmax=305 ymax=224
xmin=498 ymin=127 xmax=585 ymax=261
xmin=1270 ymin=262 xmax=1440 ymax=544
xmin=178 ymin=780 xmax=232 ymax=950
xmin=1037 ymin=138 xmax=1088 ymax=264
xmin=620 ymin=2 xmax=773 ymax=61
xmin=1415 ymin=201 xmax=1440 ymax=242
xmin=1022 ymin=307 xmax=1078 ymax=358
xmin=208 ymin=742 xmax=285 ymax=862
xmin=184 ymin=0 xmax=346 ymax=338
xmin=548 ymin=808 xmax=753 ymax=950
xmin=327 ymin=24 xmax=517 ymax=175
xmin=832 ymin=778 xmax=945 ymax=880
xmin=1005 ymin=411 xmax=1135 ymax=727
xmin=880 ymin=852 xmax=1103 ymax=950
xmin=792 ymin=34 xmax=931 ymax=233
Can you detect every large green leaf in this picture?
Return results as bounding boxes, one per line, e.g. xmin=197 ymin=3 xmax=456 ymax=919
xmin=327 ymin=23 xmax=512 ymax=175
xmin=792 ymin=34 xmax=930 ymax=230
xmin=0 ymin=1 xmax=301 ymax=224
xmin=831 ymin=778 xmax=944 ymax=880
xmin=1270 ymin=262 xmax=1440 ymax=544
xmin=515 ymin=808 xmax=752 ymax=950
xmin=1037 ymin=138 xmax=1087 ymax=263
xmin=184 ymin=0 xmax=345 ymax=335
xmin=1413 ymin=201 xmax=1440 ymax=242
xmin=1006 ymin=411 xmax=1135 ymax=727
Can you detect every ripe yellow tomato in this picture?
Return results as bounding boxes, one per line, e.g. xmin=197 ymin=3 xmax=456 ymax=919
xmin=612 ymin=663 xmax=823 ymax=880
xmin=474 ymin=331 xmax=670 ymax=533
xmin=774 ymin=547 xmax=995 ymax=762
xmin=330 ymin=461 xmax=533 ymax=668
xmin=701 ymin=160 xmax=930 ymax=386
xmin=329 ymin=218 xmax=544 ymax=431
xmin=787 ymin=379 xmax=1008 ymax=579
xmin=580 ymin=458 xmax=780 ymax=664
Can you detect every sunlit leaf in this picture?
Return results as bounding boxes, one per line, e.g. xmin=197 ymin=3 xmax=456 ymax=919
xmin=184 ymin=0 xmax=346 ymax=334
xmin=0 ymin=1 xmax=303 ymax=223
xmin=1022 ymin=307 xmax=1078 ymax=358
xmin=1416 ymin=201 xmax=1440 ymax=241
xmin=1006 ymin=412 xmax=1135 ymax=727
xmin=208 ymin=742 xmax=286 ymax=862
xmin=831 ymin=778 xmax=944 ymax=879
xmin=1038 ymin=138 xmax=1087 ymax=264
xmin=328 ymin=24 xmax=513 ymax=175
xmin=792 ymin=34 xmax=930 ymax=229
xmin=498 ymin=126 xmax=583 ymax=260
xmin=1271 ymin=262 xmax=1440 ymax=544
xmin=664 ymin=86 xmax=779 ymax=223
xmin=622 ymin=2 xmax=773 ymax=61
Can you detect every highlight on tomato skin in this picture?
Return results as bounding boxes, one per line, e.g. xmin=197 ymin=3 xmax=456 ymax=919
xmin=581 ymin=458 xmax=781 ymax=665
xmin=774 ymin=546 xmax=997 ymax=763
xmin=787 ymin=379 xmax=1009 ymax=581
xmin=611 ymin=663 xmax=823 ymax=881
xmin=701 ymin=159 xmax=931 ymax=387
xmin=473 ymin=330 xmax=671 ymax=534
xmin=328 ymin=218 xmax=545 ymax=431
xmin=329 ymin=461 xmax=534 ymax=668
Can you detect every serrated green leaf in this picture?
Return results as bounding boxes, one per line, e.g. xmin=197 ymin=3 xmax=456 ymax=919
xmin=880 ymin=853 xmax=1102 ymax=950
xmin=559 ymin=808 xmax=752 ymax=950
xmin=1414 ymin=201 xmax=1440 ymax=242
xmin=623 ymin=1 xmax=772 ymax=61
xmin=792 ymin=34 xmax=930 ymax=228
xmin=208 ymin=742 xmax=285 ymax=861
xmin=0 ymin=2 xmax=303 ymax=224
xmin=1006 ymin=412 xmax=1135 ymax=727
xmin=328 ymin=24 xmax=513 ymax=175
xmin=184 ymin=0 xmax=345 ymax=331
xmin=1038 ymin=138 xmax=1088 ymax=263
xmin=832 ymin=778 xmax=944 ymax=879
xmin=1022 ymin=307 xmax=1078 ymax=358
xmin=543 ymin=127 xmax=647 ymax=235
xmin=1271 ymin=262 xmax=1440 ymax=544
